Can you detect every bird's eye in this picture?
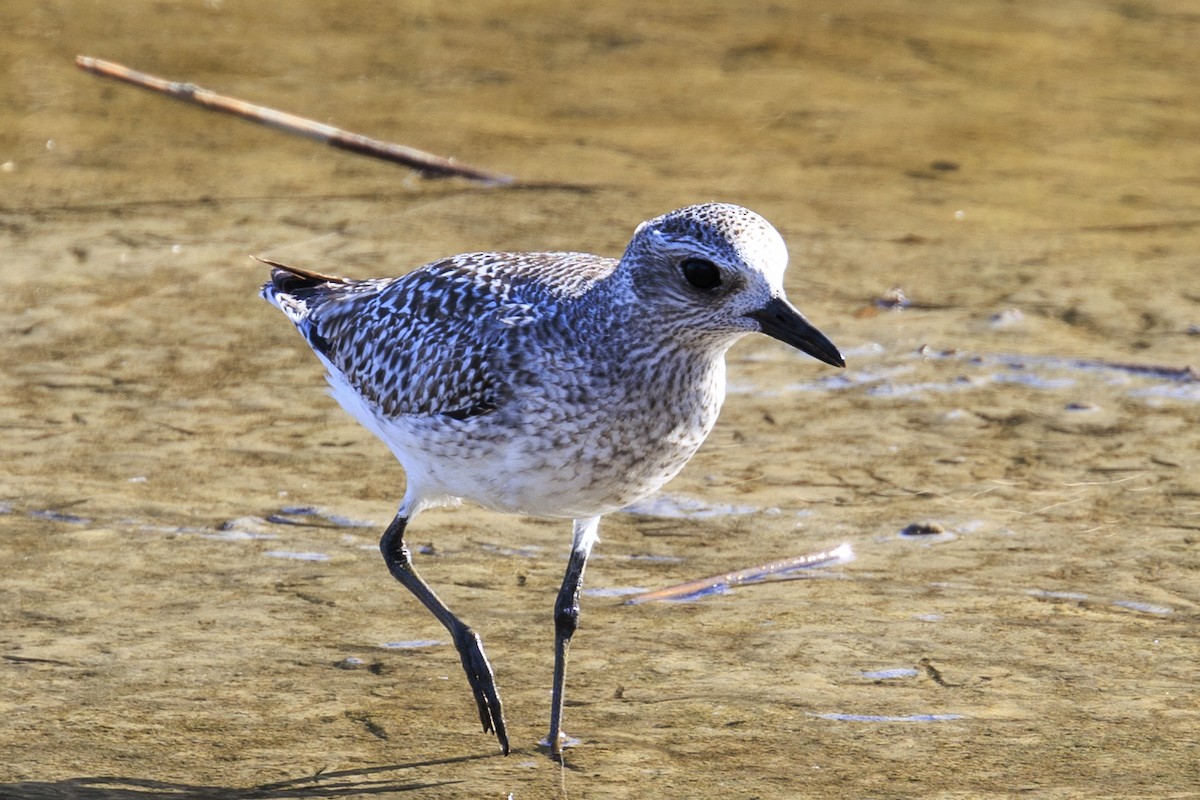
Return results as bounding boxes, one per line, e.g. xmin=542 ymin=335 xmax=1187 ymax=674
xmin=680 ymin=258 xmax=722 ymax=290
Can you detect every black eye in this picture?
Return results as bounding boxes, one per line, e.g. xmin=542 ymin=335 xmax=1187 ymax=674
xmin=680 ymin=258 xmax=722 ymax=290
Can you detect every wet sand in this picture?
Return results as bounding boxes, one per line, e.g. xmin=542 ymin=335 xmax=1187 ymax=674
xmin=2 ymin=1 xmax=1197 ymax=797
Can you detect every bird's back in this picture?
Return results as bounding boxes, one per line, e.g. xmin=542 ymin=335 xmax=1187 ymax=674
xmin=262 ymin=252 xmax=618 ymax=422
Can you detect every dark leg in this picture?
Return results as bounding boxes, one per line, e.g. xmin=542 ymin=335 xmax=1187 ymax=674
xmin=379 ymin=513 xmax=508 ymax=755
xmin=546 ymin=516 xmax=600 ymax=757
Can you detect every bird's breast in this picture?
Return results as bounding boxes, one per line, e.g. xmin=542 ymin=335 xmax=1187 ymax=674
xmin=471 ymin=343 xmax=728 ymax=516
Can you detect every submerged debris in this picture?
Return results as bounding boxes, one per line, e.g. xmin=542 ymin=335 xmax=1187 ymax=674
xmin=626 ymin=542 xmax=854 ymax=604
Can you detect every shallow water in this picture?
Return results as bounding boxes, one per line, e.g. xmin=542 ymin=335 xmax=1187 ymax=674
xmin=2 ymin=1 xmax=1197 ymax=798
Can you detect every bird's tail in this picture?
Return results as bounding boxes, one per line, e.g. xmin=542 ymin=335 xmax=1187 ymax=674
xmin=256 ymin=256 xmax=352 ymax=321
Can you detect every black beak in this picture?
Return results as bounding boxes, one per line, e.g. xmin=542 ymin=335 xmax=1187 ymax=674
xmin=749 ymin=296 xmax=845 ymax=368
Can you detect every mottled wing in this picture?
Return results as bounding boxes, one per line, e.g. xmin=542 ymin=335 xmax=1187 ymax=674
xmin=267 ymin=252 xmax=616 ymax=420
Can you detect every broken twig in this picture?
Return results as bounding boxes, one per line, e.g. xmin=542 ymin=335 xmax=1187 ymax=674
xmin=75 ymin=55 xmax=513 ymax=185
xmin=626 ymin=542 xmax=854 ymax=604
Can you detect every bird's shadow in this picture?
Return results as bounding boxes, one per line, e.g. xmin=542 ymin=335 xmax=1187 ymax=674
xmin=0 ymin=755 xmax=493 ymax=799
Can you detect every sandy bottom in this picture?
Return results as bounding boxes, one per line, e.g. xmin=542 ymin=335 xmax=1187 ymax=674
xmin=2 ymin=1 xmax=1198 ymax=798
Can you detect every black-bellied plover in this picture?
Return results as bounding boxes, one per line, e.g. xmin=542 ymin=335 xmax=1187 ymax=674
xmin=260 ymin=202 xmax=844 ymax=756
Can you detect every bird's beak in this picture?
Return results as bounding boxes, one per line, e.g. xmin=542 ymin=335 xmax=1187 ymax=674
xmin=749 ymin=296 xmax=845 ymax=368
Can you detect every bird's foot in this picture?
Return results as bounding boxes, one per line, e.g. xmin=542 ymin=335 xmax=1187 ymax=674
xmin=538 ymin=730 xmax=581 ymax=759
xmin=452 ymin=626 xmax=509 ymax=755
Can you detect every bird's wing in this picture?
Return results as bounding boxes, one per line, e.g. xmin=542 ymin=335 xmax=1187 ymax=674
xmin=276 ymin=253 xmax=616 ymax=420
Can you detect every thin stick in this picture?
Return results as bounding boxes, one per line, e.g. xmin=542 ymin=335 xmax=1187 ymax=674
xmin=75 ymin=55 xmax=513 ymax=185
xmin=626 ymin=542 xmax=855 ymax=604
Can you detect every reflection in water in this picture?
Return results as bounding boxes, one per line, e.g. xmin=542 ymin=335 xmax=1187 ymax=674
xmin=261 ymin=550 xmax=330 ymax=561
xmin=780 ymin=346 xmax=1200 ymax=400
xmin=382 ymin=640 xmax=445 ymax=649
xmin=812 ymin=713 xmax=966 ymax=723
xmin=860 ymin=668 xmax=920 ymax=680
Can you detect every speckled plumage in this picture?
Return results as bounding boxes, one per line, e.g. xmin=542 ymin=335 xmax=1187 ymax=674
xmin=260 ymin=202 xmax=844 ymax=755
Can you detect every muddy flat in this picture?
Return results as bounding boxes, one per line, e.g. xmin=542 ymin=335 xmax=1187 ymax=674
xmin=2 ymin=1 xmax=1197 ymax=798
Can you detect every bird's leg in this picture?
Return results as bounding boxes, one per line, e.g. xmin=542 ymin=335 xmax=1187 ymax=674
xmin=379 ymin=512 xmax=509 ymax=755
xmin=546 ymin=516 xmax=600 ymax=757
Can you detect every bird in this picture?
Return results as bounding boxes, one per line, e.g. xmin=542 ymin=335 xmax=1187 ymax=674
xmin=259 ymin=202 xmax=844 ymax=757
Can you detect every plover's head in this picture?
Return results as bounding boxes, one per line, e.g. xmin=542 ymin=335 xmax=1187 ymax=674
xmin=620 ymin=203 xmax=844 ymax=367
